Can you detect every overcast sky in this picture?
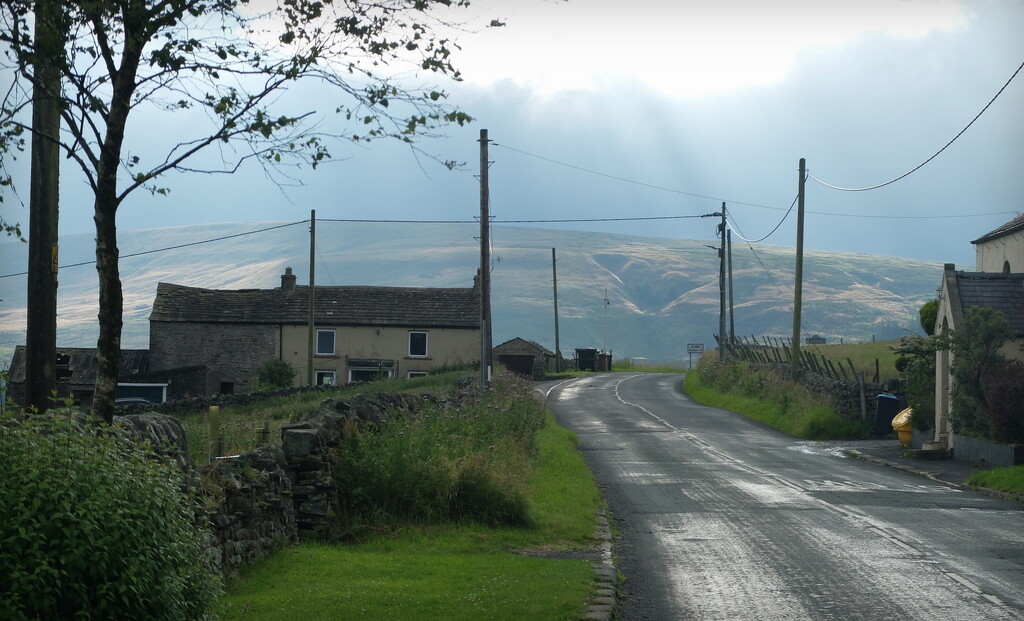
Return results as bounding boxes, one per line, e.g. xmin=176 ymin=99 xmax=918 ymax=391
xmin=5 ymin=0 xmax=1024 ymax=269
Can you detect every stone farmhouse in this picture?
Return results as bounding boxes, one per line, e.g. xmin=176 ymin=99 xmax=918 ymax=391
xmin=933 ymin=214 xmax=1024 ymax=448
xmin=149 ymin=268 xmax=481 ymax=395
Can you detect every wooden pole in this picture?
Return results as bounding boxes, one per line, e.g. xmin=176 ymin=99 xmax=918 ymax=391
xmin=479 ymin=129 xmax=492 ymax=387
xmin=552 ymin=248 xmax=562 ymax=371
xmin=25 ymin=0 xmax=63 ymax=411
xmin=790 ymin=159 xmax=806 ymax=380
xmin=719 ymin=203 xmax=727 ymax=361
xmin=727 ymin=228 xmax=735 ymax=347
xmin=307 ymin=209 xmax=316 ymax=386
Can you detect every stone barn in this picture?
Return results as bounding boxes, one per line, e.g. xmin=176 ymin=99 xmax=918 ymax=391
xmin=493 ymin=338 xmax=556 ymax=379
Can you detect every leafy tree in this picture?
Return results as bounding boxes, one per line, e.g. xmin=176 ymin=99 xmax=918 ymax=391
xmin=1 ymin=0 xmax=495 ymax=422
xmin=918 ymin=299 xmax=939 ymax=336
xmin=254 ymin=358 xmax=296 ymax=390
xmin=949 ymin=306 xmax=1010 ymax=438
xmin=893 ymin=332 xmax=948 ymax=431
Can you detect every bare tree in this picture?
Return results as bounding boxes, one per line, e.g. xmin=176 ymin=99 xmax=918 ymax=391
xmin=1 ymin=0 xmax=492 ymax=421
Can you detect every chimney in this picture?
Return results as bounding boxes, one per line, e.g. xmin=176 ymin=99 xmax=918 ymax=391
xmin=281 ymin=267 xmax=296 ymax=292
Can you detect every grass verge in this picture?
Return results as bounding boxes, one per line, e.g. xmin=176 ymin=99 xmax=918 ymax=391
xmin=967 ymin=465 xmax=1024 ymax=499
xmin=685 ymin=361 xmax=870 ymax=440
xmin=217 ymin=413 xmax=602 ymax=620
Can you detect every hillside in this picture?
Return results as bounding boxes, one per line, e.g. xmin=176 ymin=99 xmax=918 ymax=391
xmin=0 ymin=222 xmax=943 ymax=365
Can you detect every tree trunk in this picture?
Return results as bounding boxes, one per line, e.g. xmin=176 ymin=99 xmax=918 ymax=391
xmin=24 ymin=0 xmax=63 ymax=412
xmin=92 ymin=202 xmax=122 ymax=423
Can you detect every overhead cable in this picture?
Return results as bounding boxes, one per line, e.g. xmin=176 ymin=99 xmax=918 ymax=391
xmin=809 ymin=57 xmax=1024 ymax=192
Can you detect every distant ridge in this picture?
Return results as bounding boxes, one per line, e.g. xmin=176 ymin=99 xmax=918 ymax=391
xmin=0 ymin=222 xmax=942 ymax=364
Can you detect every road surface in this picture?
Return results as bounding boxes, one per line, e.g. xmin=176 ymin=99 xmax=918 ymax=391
xmin=543 ymin=373 xmax=1024 ymax=620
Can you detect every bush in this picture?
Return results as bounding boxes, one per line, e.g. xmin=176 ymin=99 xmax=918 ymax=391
xmin=950 ymin=307 xmax=1010 ymax=438
xmin=0 ymin=412 xmax=220 ymax=620
xmin=919 ymin=299 xmax=939 ymax=336
xmin=254 ymin=359 xmax=297 ymax=391
xmin=333 ymin=372 xmax=544 ymax=537
xmin=984 ymin=359 xmax=1024 ymax=445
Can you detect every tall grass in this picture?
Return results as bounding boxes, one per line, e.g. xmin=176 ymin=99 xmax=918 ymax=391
xmin=334 ymin=372 xmax=547 ymax=538
xmin=687 ymin=360 xmax=870 ymax=440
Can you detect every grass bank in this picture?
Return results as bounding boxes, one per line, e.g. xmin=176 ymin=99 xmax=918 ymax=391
xmin=967 ymin=465 xmax=1024 ymax=499
xmin=685 ymin=360 xmax=870 ymax=440
xmin=218 ymin=412 xmax=603 ymax=620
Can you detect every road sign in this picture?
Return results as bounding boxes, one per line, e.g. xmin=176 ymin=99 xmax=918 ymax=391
xmin=687 ymin=343 xmax=704 ymax=354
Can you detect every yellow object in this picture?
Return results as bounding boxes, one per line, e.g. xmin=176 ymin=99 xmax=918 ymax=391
xmin=892 ymin=407 xmax=913 ymax=447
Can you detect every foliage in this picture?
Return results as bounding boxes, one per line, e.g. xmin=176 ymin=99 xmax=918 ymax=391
xmin=687 ymin=360 xmax=869 ymax=440
xmin=949 ymin=307 xmax=1010 ymax=438
xmin=334 ymin=372 xmax=547 ymax=538
xmin=919 ymin=299 xmax=939 ymax=336
xmin=253 ymin=359 xmax=297 ymax=391
xmin=892 ymin=333 xmax=948 ymax=432
xmin=983 ymin=358 xmax=1024 ymax=445
xmin=967 ymin=465 xmax=1024 ymax=499
xmin=0 ymin=411 xmax=220 ymax=620
xmin=218 ymin=415 xmax=600 ymax=620
xmin=0 ymin=0 xmax=496 ymax=421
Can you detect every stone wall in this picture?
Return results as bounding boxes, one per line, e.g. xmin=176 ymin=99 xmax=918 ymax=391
xmin=750 ymin=363 xmax=903 ymax=421
xmin=149 ymin=321 xmax=277 ymax=394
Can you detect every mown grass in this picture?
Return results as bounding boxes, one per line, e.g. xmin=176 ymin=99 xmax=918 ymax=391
xmin=217 ymin=410 xmax=603 ymax=620
xmin=685 ymin=360 xmax=870 ymax=440
xmin=967 ymin=465 xmax=1024 ymax=499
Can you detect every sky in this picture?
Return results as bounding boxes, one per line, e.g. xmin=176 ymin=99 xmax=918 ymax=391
xmin=3 ymin=0 xmax=1023 ymax=268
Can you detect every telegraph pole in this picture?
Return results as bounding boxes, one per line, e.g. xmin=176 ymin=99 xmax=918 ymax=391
xmin=552 ymin=248 xmax=561 ymax=370
xmin=479 ymin=129 xmax=492 ymax=387
xmin=25 ymin=0 xmax=63 ymax=411
xmin=307 ymin=209 xmax=316 ymax=386
xmin=718 ymin=203 xmax=727 ymax=361
xmin=791 ymin=159 xmax=807 ymax=381
xmin=727 ymin=228 xmax=735 ymax=346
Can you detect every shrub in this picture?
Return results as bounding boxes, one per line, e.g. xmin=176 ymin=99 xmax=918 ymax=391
xmin=333 ymin=372 xmax=544 ymax=537
xmin=0 ymin=412 xmax=220 ymax=620
xmin=919 ymin=299 xmax=939 ymax=336
xmin=253 ymin=358 xmax=297 ymax=391
xmin=950 ymin=307 xmax=1010 ymax=438
xmin=984 ymin=359 xmax=1024 ymax=445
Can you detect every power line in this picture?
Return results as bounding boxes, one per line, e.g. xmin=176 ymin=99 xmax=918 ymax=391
xmin=0 ymin=221 xmax=307 ymax=279
xmin=492 ymin=143 xmax=791 ymax=212
xmin=809 ymin=57 xmax=1024 ymax=192
xmin=727 ymin=193 xmax=800 ymax=244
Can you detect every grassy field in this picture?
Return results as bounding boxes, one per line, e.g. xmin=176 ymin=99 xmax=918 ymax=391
xmin=217 ymin=413 xmax=603 ymax=620
xmin=804 ymin=339 xmax=901 ymax=381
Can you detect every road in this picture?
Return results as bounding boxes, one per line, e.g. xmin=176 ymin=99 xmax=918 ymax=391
xmin=542 ymin=373 xmax=1024 ymax=621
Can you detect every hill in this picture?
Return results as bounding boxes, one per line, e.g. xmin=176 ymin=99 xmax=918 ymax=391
xmin=0 ymin=222 xmax=942 ymax=365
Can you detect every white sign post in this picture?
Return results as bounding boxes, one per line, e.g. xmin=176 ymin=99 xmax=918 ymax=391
xmin=687 ymin=343 xmax=704 ymax=370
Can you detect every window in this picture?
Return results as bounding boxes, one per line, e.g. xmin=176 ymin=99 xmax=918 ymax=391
xmin=407 ymin=371 xmax=428 ymax=379
xmin=408 ymin=331 xmax=428 ymax=357
xmin=348 ymin=367 xmax=394 ymax=383
xmin=316 ymin=329 xmax=336 ymax=356
xmin=315 ymin=370 xmax=336 ymax=386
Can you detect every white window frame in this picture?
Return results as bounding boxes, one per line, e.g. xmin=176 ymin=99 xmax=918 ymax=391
xmin=315 ymin=370 xmax=337 ymax=386
xmin=408 ymin=330 xmax=429 ymax=358
xmin=316 ymin=329 xmax=336 ymax=356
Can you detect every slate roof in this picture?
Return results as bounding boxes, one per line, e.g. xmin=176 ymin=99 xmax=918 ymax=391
xmin=494 ymin=337 xmax=554 ymax=356
xmin=8 ymin=346 xmax=151 ymax=385
xmin=954 ymin=271 xmax=1024 ymax=337
xmin=971 ymin=214 xmax=1024 ymax=245
xmin=150 ymin=283 xmax=480 ymax=329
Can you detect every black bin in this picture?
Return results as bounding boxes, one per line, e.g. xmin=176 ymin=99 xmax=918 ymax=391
xmin=873 ymin=393 xmax=900 ymax=435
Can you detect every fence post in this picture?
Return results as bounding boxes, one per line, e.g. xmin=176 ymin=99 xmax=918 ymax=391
xmin=259 ymin=420 xmax=270 ymax=445
xmin=208 ymin=405 xmax=220 ymax=463
xmin=857 ymin=371 xmax=868 ymax=420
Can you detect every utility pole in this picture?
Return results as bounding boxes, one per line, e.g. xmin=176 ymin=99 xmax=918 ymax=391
xmin=552 ymin=248 xmax=561 ymax=371
xmin=307 ymin=209 xmax=316 ymax=386
xmin=718 ymin=203 xmax=727 ymax=361
xmin=727 ymin=228 xmax=736 ymax=346
xmin=791 ymin=159 xmax=807 ymax=381
xmin=479 ymin=129 xmax=492 ymax=388
xmin=25 ymin=0 xmax=63 ymax=412
xmin=603 ymin=287 xmax=610 ymax=355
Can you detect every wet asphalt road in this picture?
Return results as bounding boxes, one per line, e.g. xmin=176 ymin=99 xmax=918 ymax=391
xmin=541 ymin=373 xmax=1024 ymax=621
